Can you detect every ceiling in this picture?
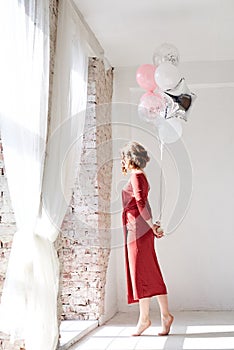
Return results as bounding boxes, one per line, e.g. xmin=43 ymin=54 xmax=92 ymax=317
xmin=73 ymin=0 xmax=234 ymax=67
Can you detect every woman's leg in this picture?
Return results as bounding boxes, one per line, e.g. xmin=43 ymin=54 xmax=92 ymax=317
xmin=139 ymin=297 xmax=150 ymax=323
xmin=156 ymin=294 xmax=174 ymax=336
xmin=132 ymin=297 xmax=151 ymax=336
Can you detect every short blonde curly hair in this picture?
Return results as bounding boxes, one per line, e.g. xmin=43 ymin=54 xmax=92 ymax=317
xmin=121 ymin=141 xmax=150 ymax=170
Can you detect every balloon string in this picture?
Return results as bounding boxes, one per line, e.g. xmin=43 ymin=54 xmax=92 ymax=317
xmin=158 ymin=141 xmax=164 ymax=223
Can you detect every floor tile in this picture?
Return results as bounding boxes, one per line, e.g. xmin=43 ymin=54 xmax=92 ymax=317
xmin=69 ymin=311 xmax=234 ymax=350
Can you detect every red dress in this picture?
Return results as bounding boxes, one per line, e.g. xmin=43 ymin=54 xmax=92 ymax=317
xmin=122 ymin=172 xmax=167 ymax=304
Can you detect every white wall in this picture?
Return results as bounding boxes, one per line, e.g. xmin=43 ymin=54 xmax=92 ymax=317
xmin=110 ymin=60 xmax=234 ymax=312
xmin=99 ymin=249 xmax=118 ymax=325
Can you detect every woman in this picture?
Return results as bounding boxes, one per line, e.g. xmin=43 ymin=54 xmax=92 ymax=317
xmin=121 ymin=141 xmax=174 ymax=336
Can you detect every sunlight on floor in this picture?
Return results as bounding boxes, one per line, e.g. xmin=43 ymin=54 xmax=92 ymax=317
xmin=69 ymin=312 xmax=234 ymax=350
xmin=82 ymin=325 xmax=167 ymax=350
xmin=183 ymin=325 xmax=234 ymax=349
xmin=183 ymin=337 xmax=234 ymax=350
xmin=186 ymin=325 xmax=234 ymax=334
xmin=70 ymin=325 xmax=167 ymax=349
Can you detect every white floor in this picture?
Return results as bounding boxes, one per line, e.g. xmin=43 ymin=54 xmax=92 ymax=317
xmin=59 ymin=320 xmax=98 ymax=349
xmin=68 ymin=311 xmax=234 ymax=350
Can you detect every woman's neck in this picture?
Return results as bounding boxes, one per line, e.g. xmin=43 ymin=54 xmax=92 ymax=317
xmin=131 ymin=168 xmax=144 ymax=174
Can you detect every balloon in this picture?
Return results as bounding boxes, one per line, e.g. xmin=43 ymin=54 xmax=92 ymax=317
xmin=154 ymin=117 xmax=183 ymax=144
xmin=155 ymin=62 xmax=181 ymax=91
xmin=153 ymin=43 xmax=180 ymax=67
xmin=138 ymin=92 xmax=166 ymax=123
xmin=136 ymin=64 xmax=157 ymax=92
xmin=165 ymin=78 xmax=197 ymax=121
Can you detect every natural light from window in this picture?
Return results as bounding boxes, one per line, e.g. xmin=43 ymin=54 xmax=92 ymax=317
xmin=183 ymin=325 xmax=234 ymax=349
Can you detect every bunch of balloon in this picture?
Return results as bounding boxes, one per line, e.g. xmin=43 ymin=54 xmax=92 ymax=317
xmin=136 ymin=43 xmax=196 ymax=144
xmin=136 ymin=43 xmax=197 ymax=225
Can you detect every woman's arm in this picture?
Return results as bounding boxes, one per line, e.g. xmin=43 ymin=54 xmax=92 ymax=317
xmin=130 ymin=173 xmax=152 ymax=221
xmin=131 ymin=173 xmax=164 ymax=238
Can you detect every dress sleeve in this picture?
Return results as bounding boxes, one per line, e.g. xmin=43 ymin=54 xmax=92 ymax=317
xmin=130 ymin=173 xmax=152 ymax=221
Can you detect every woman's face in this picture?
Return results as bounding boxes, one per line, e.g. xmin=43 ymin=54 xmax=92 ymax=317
xmin=121 ymin=156 xmax=129 ymax=168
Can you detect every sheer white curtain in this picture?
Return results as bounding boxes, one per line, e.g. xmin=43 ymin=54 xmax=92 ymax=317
xmin=0 ymin=0 xmax=50 ymax=345
xmin=37 ymin=0 xmax=89 ymax=243
xmin=0 ymin=0 xmax=89 ymax=349
xmin=34 ymin=3 xmax=89 ymax=346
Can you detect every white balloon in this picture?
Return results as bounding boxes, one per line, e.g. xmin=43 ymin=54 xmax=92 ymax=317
xmin=158 ymin=118 xmax=183 ymax=144
xmin=155 ymin=62 xmax=181 ymax=91
xmin=153 ymin=43 xmax=180 ymax=67
xmin=152 ymin=115 xmax=165 ymax=128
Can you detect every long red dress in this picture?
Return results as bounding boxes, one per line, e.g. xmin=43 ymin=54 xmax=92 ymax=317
xmin=122 ymin=172 xmax=167 ymax=304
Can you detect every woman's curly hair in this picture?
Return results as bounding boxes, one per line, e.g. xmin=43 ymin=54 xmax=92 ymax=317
xmin=121 ymin=141 xmax=150 ymax=171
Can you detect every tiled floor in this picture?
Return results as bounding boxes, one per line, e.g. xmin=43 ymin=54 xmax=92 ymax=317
xmin=59 ymin=320 xmax=98 ymax=349
xmin=69 ymin=311 xmax=234 ymax=350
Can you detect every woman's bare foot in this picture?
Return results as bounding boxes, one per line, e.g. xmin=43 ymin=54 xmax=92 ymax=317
xmin=158 ymin=314 xmax=174 ymax=336
xmin=132 ymin=319 xmax=151 ymax=336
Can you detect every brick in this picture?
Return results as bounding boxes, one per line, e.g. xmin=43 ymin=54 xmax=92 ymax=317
xmin=58 ymin=58 xmax=113 ymax=321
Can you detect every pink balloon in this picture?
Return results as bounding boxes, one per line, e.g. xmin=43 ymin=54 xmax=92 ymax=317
xmin=138 ymin=91 xmax=166 ymax=122
xmin=136 ymin=64 xmax=157 ymax=92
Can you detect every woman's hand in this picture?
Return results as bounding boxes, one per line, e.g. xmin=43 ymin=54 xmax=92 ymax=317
xmin=152 ymin=222 xmax=164 ymax=239
xmin=146 ymin=219 xmax=165 ymax=238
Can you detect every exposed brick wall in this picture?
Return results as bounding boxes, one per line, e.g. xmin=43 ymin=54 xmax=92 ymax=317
xmin=0 ymin=141 xmax=16 ymax=290
xmin=0 ymin=140 xmax=20 ymax=349
xmin=58 ymin=57 xmax=113 ymax=321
